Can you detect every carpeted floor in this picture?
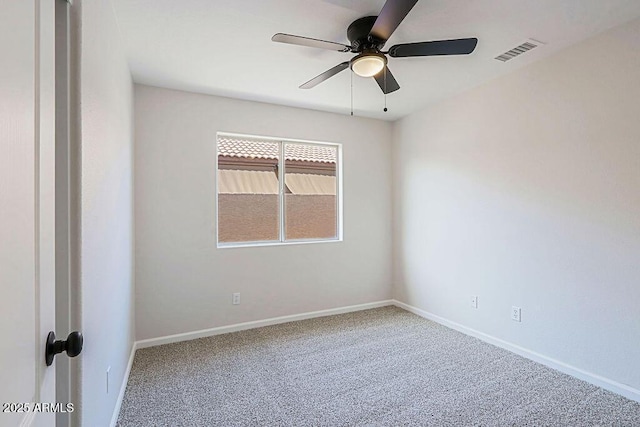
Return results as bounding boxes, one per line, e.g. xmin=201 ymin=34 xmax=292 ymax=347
xmin=117 ymin=306 xmax=640 ymax=426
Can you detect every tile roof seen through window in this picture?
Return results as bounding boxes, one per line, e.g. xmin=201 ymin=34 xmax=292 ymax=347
xmin=218 ymin=136 xmax=336 ymax=164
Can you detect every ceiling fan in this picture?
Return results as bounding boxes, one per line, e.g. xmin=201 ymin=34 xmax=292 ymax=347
xmin=272 ymin=0 xmax=478 ymax=94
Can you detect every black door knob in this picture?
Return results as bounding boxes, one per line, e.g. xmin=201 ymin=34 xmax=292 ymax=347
xmin=45 ymin=331 xmax=83 ymax=366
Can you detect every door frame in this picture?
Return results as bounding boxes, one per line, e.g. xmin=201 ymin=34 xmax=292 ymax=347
xmin=55 ymin=0 xmax=81 ymax=426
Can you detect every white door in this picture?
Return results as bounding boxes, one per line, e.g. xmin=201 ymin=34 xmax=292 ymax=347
xmin=0 ymin=0 xmax=57 ymax=426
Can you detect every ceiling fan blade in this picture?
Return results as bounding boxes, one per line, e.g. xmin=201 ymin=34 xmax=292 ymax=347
xmin=300 ymin=62 xmax=350 ymax=89
xmin=369 ymin=0 xmax=419 ymax=42
xmin=272 ymin=33 xmax=351 ymax=52
xmin=388 ymin=38 xmax=478 ymax=57
xmin=373 ymin=66 xmax=400 ymax=94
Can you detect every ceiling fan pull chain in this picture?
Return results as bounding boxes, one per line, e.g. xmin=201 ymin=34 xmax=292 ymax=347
xmin=384 ymin=67 xmax=388 ymax=112
xmin=350 ymin=70 xmax=354 ymax=116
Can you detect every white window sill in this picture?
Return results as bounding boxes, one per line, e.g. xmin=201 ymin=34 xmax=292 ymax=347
xmin=217 ymin=238 xmax=343 ymax=249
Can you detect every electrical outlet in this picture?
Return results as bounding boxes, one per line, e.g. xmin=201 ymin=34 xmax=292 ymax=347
xmin=511 ymin=306 xmax=521 ymax=322
xmin=106 ymin=366 xmax=111 ymax=394
xmin=232 ymin=293 xmax=240 ymax=305
xmin=470 ymin=295 xmax=478 ymax=309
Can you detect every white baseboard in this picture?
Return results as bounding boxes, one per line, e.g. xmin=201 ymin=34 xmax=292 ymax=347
xmin=110 ymin=341 xmax=137 ymax=427
xmin=136 ymin=300 xmax=394 ymax=350
xmin=392 ymin=299 xmax=640 ymax=403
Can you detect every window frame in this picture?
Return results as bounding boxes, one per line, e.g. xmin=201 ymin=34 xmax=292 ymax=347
xmin=215 ymin=132 xmax=343 ymax=249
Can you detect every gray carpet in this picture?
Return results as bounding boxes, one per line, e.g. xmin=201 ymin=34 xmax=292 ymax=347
xmin=117 ymin=306 xmax=640 ymax=426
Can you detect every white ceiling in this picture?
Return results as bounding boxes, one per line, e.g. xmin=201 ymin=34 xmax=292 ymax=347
xmin=112 ymin=0 xmax=640 ymax=120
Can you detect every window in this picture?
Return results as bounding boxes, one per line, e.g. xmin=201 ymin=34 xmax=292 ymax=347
xmin=216 ymin=133 xmax=341 ymax=247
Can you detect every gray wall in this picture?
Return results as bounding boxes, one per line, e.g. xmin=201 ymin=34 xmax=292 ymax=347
xmin=134 ymin=85 xmax=393 ymax=341
xmin=78 ymin=0 xmax=135 ymax=425
xmin=392 ymin=18 xmax=640 ymax=393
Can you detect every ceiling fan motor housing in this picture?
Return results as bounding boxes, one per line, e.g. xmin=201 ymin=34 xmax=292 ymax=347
xmin=347 ymin=16 xmax=385 ymax=52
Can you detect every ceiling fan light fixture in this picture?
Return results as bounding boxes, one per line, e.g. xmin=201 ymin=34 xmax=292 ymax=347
xmin=350 ymin=52 xmax=387 ymax=78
